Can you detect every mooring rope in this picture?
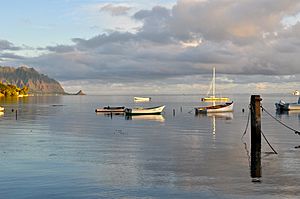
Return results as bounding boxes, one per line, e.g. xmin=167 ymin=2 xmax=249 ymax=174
xmin=241 ymin=104 xmax=251 ymax=139
xmin=261 ymin=130 xmax=278 ymax=154
xmin=261 ymin=105 xmax=300 ymax=135
xmin=241 ymin=104 xmax=278 ymax=154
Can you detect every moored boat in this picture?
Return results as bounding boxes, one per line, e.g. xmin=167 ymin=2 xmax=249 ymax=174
xmin=0 ymin=106 xmax=4 ymax=112
xmin=195 ymin=102 xmax=234 ymax=114
xmin=125 ymin=105 xmax=165 ymax=115
xmin=134 ymin=97 xmax=151 ymax=102
xmin=95 ymin=106 xmax=125 ymax=113
xmin=275 ymin=97 xmax=300 ymax=111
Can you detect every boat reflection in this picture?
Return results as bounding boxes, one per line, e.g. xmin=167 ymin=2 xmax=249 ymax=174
xmin=96 ymin=112 xmax=125 ymax=118
xmin=196 ymin=112 xmax=233 ymax=136
xmin=207 ymin=112 xmax=233 ymax=120
xmin=276 ymin=109 xmax=300 ymax=120
xmin=125 ymin=115 xmax=165 ymax=122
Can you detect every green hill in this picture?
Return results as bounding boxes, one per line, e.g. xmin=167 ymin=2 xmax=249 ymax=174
xmin=0 ymin=66 xmax=65 ymax=94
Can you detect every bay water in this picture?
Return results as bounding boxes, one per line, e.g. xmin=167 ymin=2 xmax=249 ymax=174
xmin=0 ymin=94 xmax=299 ymax=198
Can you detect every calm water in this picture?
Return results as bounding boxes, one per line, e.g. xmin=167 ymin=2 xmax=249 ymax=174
xmin=0 ymin=94 xmax=299 ymax=199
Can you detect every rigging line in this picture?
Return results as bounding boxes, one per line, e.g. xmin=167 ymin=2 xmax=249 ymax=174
xmin=261 ymin=105 xmax=300 ymax=135
xmin=206 ymin=79 xmax=213 ymax=96
xmin=241 ymin=104 xmax=251 ymax=139
xmin=261 ymin=129 xmax=278 ymax=154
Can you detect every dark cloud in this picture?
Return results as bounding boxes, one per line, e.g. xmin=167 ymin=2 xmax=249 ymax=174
xmin=0 ymin=40 xmax=21 ymax=51
xmin=41 ymin=45 xmax=75 ymax=53
xmin=0 ymin=53 xmax=25 ymax=60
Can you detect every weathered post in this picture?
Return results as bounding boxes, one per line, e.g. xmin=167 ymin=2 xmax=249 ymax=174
xmin=173 ymin=109 xmax=175 ymax=116
xmin=250 ymin=95 xmax=262 ymax=180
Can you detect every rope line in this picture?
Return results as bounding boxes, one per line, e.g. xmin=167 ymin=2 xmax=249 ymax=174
xmin=241 ymin=104 xmax=278 ymax=154
xmin=261 ymin=130 xmax=278 ymax=154
xmin=241 ymin=104 xmax=251 ymax=139
xmin=261 ymin=106 xmax=300 ymax=135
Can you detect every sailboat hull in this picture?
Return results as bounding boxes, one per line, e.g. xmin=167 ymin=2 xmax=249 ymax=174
xmin=195 ymin=102 xmax=234 ymax=114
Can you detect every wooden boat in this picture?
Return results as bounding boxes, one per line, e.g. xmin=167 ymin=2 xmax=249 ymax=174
xmin=134 ymin=97 xmax=151 ymax=102
xmin=275 ymin=97 xmax=300 ymax=111
xmin=201 ymin=67 xmax=230 ymax=102
xmin=95 ymin=106 xmax=125 ymax=113
xmin=195 ymin=102 xmax=234 ymax=114
xmin=125 ymin=105 xmax=165 ymax=115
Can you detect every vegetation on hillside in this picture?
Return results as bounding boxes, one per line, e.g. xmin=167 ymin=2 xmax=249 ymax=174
xmin=0 ymin=83 xmax=29 ymax=97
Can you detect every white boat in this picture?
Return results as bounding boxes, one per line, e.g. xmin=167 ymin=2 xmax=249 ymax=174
xmin=201 ymin=67 xmax=230 ymax=102
xmin=195 ymin=102 xmax=234 ymax=114
xmin=95 ymin=106 xmax=125 ymax=113
xmin=275 ymin=97 xmax=300 ymax=111
xmin=134 ymin=97 xmax=151 ymax=102
xmin=125 ymin=105 xmax=165 ymax=115
xmin=0 ymin=106 xmax=4 ymax=112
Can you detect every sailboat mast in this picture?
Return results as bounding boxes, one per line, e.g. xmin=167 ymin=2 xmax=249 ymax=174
xmin=212 ymin=67 xmax=215 ymax=98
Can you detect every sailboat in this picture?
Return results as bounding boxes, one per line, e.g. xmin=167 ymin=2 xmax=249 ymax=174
xmin=195 ymin=67 xmax=234 ymax=114
xmin=201 ymin=67 xmax=230 ymax=102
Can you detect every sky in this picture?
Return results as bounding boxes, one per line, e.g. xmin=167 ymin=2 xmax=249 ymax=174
xmin=0 ymin=0 xmax=300 ymax=95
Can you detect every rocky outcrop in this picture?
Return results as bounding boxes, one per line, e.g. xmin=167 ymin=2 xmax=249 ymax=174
xmin=75 ymin=90 xmax=86 ymax=95
xmin=0 ymin=66 xmax=65 ymax=94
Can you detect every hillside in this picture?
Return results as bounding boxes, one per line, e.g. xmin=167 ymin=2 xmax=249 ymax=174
xmin=0 ymin=66 xmax=65 ymax=94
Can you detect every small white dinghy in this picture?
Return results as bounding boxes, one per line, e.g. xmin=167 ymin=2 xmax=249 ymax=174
xmin=134 ymin=97 xmax=151 ymax=102
xmin=125 ymin=105 xmax=165 ymax=115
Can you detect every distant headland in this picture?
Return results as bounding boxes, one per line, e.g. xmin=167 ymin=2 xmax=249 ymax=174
xmin=0 ymin=66 xmax=66 ymax=95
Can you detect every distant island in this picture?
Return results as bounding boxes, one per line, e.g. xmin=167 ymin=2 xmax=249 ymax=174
xmin=0 ymin=66 xmax=66 ymax=95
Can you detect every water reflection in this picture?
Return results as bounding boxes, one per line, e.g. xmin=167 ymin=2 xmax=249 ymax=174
xmin=196 ymin=112 xmax=233 ymax=137
xmin=276 ymin=109 xmax=300 ymax=120
xmin=125 ymin=115 xmax=165 ymax=122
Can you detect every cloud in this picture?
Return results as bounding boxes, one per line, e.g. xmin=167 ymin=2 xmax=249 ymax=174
xmin=100 ymin=4 xmax=132 ymax=16
xmin=3 ymin=0 xmax=300 ymax=94
xmin=0 ymin=53 xmax=25 ymax=60
xmin=0 ymin=40 xmax=21 ymax=51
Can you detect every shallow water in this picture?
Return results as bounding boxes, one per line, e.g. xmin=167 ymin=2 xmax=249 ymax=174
xmin=0 ymin=94 xmax=299 ymax=198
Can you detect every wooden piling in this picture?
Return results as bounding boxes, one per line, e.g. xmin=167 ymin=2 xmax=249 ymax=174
xmin=15 ymin=110 xmax=18 ymax=120
xmin=250 ymin=95 xmax=262 ymax=179
xmin=173 ymin=109 xmax=175 ymax=116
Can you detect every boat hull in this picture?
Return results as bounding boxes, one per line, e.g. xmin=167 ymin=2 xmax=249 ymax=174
xmin=125 ymin=105 xmax=165 ymax=115
xmin=276 ymin=102 xmax=300 ymax=111
xmin=195 ymin=102 xmax=234 ymax=114
xmin=95 ymin=106 xmax=125 ymax=113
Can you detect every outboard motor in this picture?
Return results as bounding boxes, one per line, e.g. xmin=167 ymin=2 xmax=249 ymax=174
xmin=279 ymin=100 xmax=286 ymax=105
